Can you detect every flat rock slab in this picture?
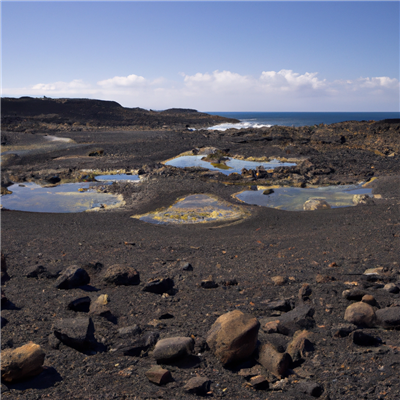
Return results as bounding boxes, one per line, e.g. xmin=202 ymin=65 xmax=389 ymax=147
xmin=54 ymin=265 xmax=90 ymax=289
xmin=52 ymin=317 xmax=95 ymax=351
xmin=206 ymin=309 xmax=260 ymax=365
xmin=152 ymin=337 xmax=194 ymax=363
xmin=1 ymin=342 xmax=45 ymax=383
xmin=102 ymin=264 xmax=140 ymax=286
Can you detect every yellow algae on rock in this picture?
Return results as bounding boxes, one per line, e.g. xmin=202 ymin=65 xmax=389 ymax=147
xmin=132 ymin=194 xmax=248 ymax=225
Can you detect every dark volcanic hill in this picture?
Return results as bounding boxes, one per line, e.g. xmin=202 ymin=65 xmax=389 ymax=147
xmin=1 ymin=97 xmax=239 ymax=132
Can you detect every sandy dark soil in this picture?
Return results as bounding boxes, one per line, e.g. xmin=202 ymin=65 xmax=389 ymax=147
xmin=1 ymin=100 xmax=400 ymax=399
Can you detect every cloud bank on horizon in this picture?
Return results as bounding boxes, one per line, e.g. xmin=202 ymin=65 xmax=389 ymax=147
xmin=3 ymin=69 xmax=399 ymax=112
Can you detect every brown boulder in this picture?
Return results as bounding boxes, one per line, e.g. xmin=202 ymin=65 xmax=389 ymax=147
xmin=206 ymin=309 xmax=260 ymax=365
xmin=344 ymin=302 xmax=376 ymax=327
xmin=1 ymin=342 xmax=45 ymax=382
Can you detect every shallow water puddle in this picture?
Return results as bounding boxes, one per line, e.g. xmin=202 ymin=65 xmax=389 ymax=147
xmin=164 ymin=155 xmax=296 ymax=175
xmin=95 ymin=174 xmax=140 ymax=182
xmin=234 ymin=184 xmax=374 ymax=211
xmin=132 ymin=194 xmax=247 ymax=225
xmin=1 ymin=182 xmax=123 ymax=213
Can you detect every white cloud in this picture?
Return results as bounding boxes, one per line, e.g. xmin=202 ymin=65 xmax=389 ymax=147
xmin=2 ymin=70 xmax=399 ymax=111
xmin=97 ymin=74 xmax=146 ymax=87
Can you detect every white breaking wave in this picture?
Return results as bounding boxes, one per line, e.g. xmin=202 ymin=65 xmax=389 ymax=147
xmin=207 ymin=121 xmax=272 ymax=131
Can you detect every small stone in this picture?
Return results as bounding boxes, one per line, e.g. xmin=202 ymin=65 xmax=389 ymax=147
xmin=55 ymin=265 xmax=90 ymax=289
xmin=298 ymin=283 xmax=312 ymax=301
xmin=89 ymin=294 xmax=112 ymax=317
xmin=262 ymin=299 xmax=292 ymax=312
xmin=52 ymin=317 xmax=95 ymax=351
xmin=361 ymin=294 xmax=378 ymax=307
xmin=271 ymin=276 xmax=287 ymax=286
xmin=297 ymin=381 xmax=324 ymax=398
xmin=184 ymin=376 xmax=211 ymax=395
xmin=181 ymin=262 xmax=193 ymax=271
xmin=263 ymin=189 xmax=274 ymax=195
xmin=143 ymin=278 xmax=174 ymax=294
xmin=1 ymin=342 xmax=45 ymax=382
xmin=286 ymin=330 xmax=314 ymax=362
xmin=363 ymin=267 xmax=385 ymax=276
xmin=375 ymin=306 xmax=400 ymax=329
xmin=331 ymin=323 xmax=357 ymax=338
xmin=201 ymin=275 xmax=218 ymax=289
xmin=206 ymin=310 xmax=260 ymax=365
xmin=117 ymin=325 xmax=141 ymax=338
xmin=303 ymin=198 xmax=331 ymax=211
xmin=111 ymin=332 xmax=159 ymax=356
xmin=153 ymin=337 xmax=194 ymax=363
xmin=384 ymin=283 xmax=400 ymax=294
xmin=1 ymin=292 xmax=9 ymax=309
xmin=1 ymin=316 xmax=8 ymax=328
xmin=353 ymin=194 xmax=372 ymax=205
xmin=342 ymin=288 xmax=368 ymax=301
xmin=257 ymin=342 xmax=292 ymax=378
xmin=277 ymin=304 xmax=316 ymax=335
xmin=68 ymin=296 xmax=91 ymax=312
xmin=262 ymin=320 xmax=280 ymax=334
xmin=145 ymin=366 xmax=173 ymax=385
xmin=351 ymin=330 xmax=381 ymax=346
xmin=238 ymin=365 xmax=263 ymax=378
xmin=315 ymin=274 xmax=335 ymax=283
xmin=329 ymin=262 xmax=338 ymax=268
xmin=344 ymin=302 xmax=376 ymax=327
xmin=103 ymin=265 xmax=140 ymax=286
xmin=1 ymin=252 xmax=9 ymax=283
xmin=249 ymin=375 xmax=269 ymax=390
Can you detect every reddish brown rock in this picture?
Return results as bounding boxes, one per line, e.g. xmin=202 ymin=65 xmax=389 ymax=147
xmin=1 ymin=342 xmax=45 ymax=382
xmin=206 ymin=309 xmax=260 ymax=365
xmin=145 ymin=365 xmax=172 ymax=385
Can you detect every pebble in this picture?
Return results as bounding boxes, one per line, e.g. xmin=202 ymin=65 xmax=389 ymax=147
xmin=286 ymin=330 xmax=314 ymax=362
xmin=303 ymin=199 xmax=331 ymax=210
xmin=52 ymin=317 xmax=95 ymax=351
xmin=271 ymin=276 xmax=287 ymax=286
xmin=298 ymin=283 xmax=312 ymax=301
xmin=383 ymin=283 xmax=400 ymax=294
xmin=201 ymin=275 xmax=218 ymax=289
xmin=68 ymin=296 xmax=91 ymax=313
xmin=375 ymin=306 xmax=400 ymax=329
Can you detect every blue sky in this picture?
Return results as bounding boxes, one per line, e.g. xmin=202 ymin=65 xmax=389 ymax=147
xmin=2 ymin=1 xmax=399 ymax=111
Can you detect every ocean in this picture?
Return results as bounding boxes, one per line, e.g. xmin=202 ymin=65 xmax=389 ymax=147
xmin=205 ymin=111 xmax=400 ymax=130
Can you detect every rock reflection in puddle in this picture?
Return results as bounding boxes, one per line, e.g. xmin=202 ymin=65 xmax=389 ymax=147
xmin=95 ymin=174 xmax=140 ymax=182
xmin=164 ymin=155 xmax=296 ymax=175
xmin=1 ymin=182 xmax=123 ymax=213
xmin=234 ymin=184 xmax=374 ymax=211
xmin=132 ymin=194 xmax=247 ymax=224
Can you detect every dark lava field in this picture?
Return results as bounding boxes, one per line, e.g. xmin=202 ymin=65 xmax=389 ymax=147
xmin=1 ymin=98 xmax=400 ymax=400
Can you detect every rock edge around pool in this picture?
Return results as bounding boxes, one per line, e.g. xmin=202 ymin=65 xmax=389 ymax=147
xmin=206 ymin=309 xmax=260 ymax=366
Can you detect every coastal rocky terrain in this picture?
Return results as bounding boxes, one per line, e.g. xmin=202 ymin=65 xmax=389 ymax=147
xmin=1 ymin=97 xmax=400 ymax=399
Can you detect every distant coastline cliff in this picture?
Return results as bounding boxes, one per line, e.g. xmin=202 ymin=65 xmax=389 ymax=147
xmin=1 ymin=97 xmax=240 ymax=133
